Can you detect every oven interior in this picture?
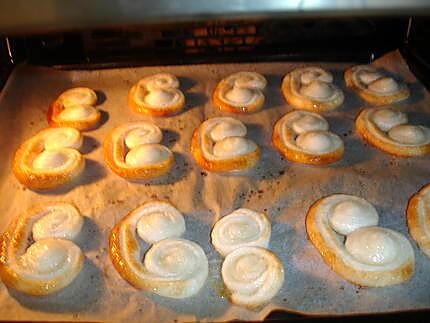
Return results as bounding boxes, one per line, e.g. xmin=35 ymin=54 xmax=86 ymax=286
xmin=0 ymin=7 xmax=430 ymax=322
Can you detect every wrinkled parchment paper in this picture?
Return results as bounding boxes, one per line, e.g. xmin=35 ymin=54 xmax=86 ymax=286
xmin=0 ymin=50 xmax=429 ymax=322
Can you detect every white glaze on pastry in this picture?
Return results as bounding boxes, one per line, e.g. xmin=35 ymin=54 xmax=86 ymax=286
xmin=388 ymin=125 xmax=428 ymax=145
xmin=32 ymin=151 xmax=70 ymax=170
xmin=143 ymin=239 xmax=209 ymax=297
xmin=58 ymin=105 xmax=98 ymax=122
xmin=221 ymin=246 xmax=284 ymax=307
xmin=125 ymin=124 xmax=163 ymax=148
xmin=328 ymin=198 xmax=379 ymax=235
xmin=345 ymin=227 xmax=399 ymax=265
xmin=211 ymin=208 xmax=271 ymax=257
xmin=32 ymin=203 xmax=84 ymax=241
xmin=291 ymin=113 xmax=329 ymax=134
xmin=295 ymin=131 xmax=336 ymax=154
xmin=32 ymin=128 xmax=83 ymax=170
xmin=58 ymin=87 xmax=97 ymax=108
xmin=134 ymin=201 xmax=186 ymax=244
xmin=210 ymin=121 xmax=247 ymax=142
xmin=372 ymin=108 xmax=408 ymax=132
xmin=43 ymin=127 xmax=84 ymax=150
xmin=0 ymin=202 xmax=85 ymax=295
xmin=125 ymin=144 xmax=171 ymax=167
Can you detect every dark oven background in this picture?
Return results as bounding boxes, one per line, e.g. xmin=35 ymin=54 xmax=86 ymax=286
xmin=0 ymin=17 xmax=429 ymax=91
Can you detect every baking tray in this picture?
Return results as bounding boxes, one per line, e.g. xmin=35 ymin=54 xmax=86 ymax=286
xmin=0 ymin=50 xmax=429 ymax=322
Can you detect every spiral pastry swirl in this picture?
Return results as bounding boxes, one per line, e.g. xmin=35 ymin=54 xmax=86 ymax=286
xmin=13 ymin=127 xmax=85 ymax=190
xmin=109 ymin=201 xmax=208 ymax=298
xmin=345 ymin=65 xmax=409 ymax=105
xmin=134 ymin=201 xmax=185 ymax=244
xmin=306 ymin=194 xmax=415 ymax=287
xmin=128 ymin=73 xmax=185 ymax=116
xmin=190 ymin=117 xmax=260 ymax=172
xmin=213 ymin=72 xmax=267 ymax=114
xmin=211 ymin=208 xmax=271 ymax=257
xmin=272 ymin=111 xmax=343 ymax=165
xmin=407 ymin=183 xmax=430 ymax=258
xmin=104 ymin=121 xmax=174 ymax=180
xmin=48 ymin=87 xmax=101 ymax=131
xmin=221 ymin=246 xmax=284 ymax=308
xmin=0 ymin=202 xmax=85 ymax=296
xmin=356 ymin=107 xmax=430 ymax=157
xmin=282 ymin=67 xmax=344 ymax=112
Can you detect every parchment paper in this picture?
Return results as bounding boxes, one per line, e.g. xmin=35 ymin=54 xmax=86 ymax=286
xmin=0 ymin=50 xmax=429 ymax=322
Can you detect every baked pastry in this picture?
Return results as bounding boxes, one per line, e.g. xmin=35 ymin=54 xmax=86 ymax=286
xmin=281 ymin=67 xmax=344 ymax=112
xmin=306 ymin=194 xmax=415 ymax=287
xmin=190 ymin=117 xmax=260 ymax=172
xmin=221 ymin=246 xmax=284 ymax=308
xmin=211 ymin=208 xmax=283 ymax=307
xmin=131 ymin=200 xmax=185 ymax=244
xmin=345 ymin=65 xmax=409 ymax=105
xmin=128 ymin=73 xmax=185 ymax=116
xmin=407 ymin=183 xmax=430 ymax=258
xmin=272 ymin=110 xmax=343 ymax=165
xmin=0 ymin=202 xmax=84 ymax=296
xmin=104 ymin=121 xmax=174 ymax=180
xmin=211 ymin=208 xmax=271 ymax=257
xmin=13 ymin=127 xmax=85 ymax=190
xmin=109 ymin=201 xmax=208 ymax=298
xmin=213 ymin=72 xmax=267 ymax=114
xmin=48 ymin=87 xmax=101 ymax=131
xmin=356 ymin=107 xmax=430 ymax=157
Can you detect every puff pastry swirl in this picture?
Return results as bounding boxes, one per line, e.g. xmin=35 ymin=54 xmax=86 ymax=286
xmin=48 ymin=87 xmax=101 ymax=131
xmin=13 ymin=127 xmax=85 ymax=190
xmin=306 ymin=194 xmax=414 ymax=287
xmin=211 ymin=208 xmax=271 ymax=257
xmin=0 ymin=202 xmax=85 ymax=296
xmin=109 ymin=201 xmax=208 ymax=298
xmin=272 ymin=110 xmax=343 ymax=165
xmin=190 ymin=117 xmax=260 ymax=172
xmin=282 ymin=67 xmax=344 ymax=112
xmin=221 ymin=246 xmax=284 ymax=308
xmin=407 ymin=183 xmax=430 ymax=258
xmin=128 ymin=73 xmax=185 ymax=116
xmin=132 ymin=200 xmax=185 ymax=244
xmin=213 ymin=72 xmax=267 ymax=114
xmin=345 ymin=65 xmax=409 ymax=105
xmin=356 ymin=107 xmax=430 ymax=157
xmin=104 ymin=121 xmax=174 ymax=180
